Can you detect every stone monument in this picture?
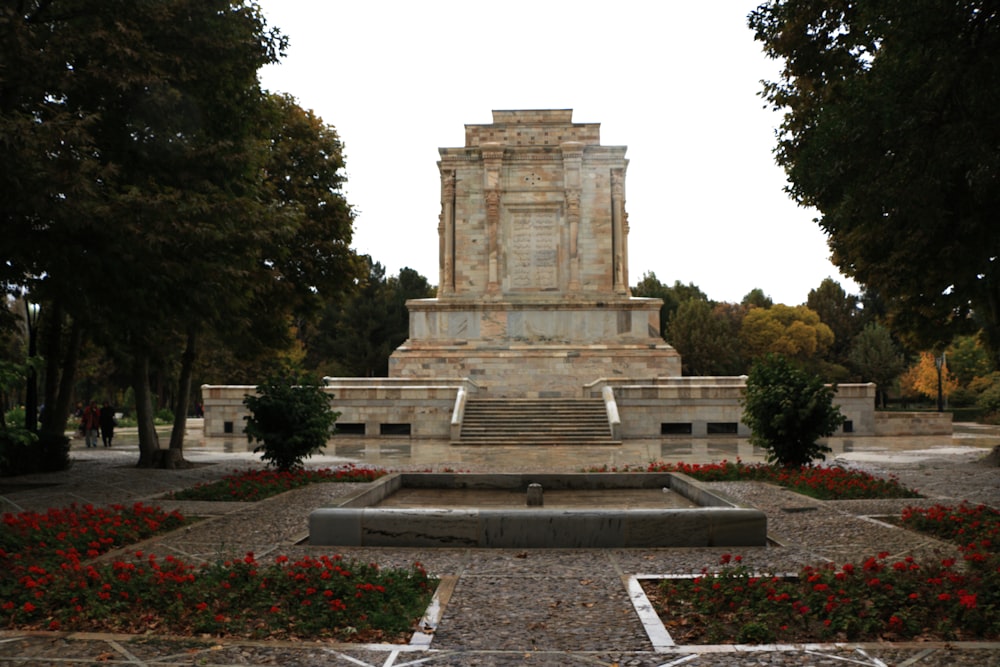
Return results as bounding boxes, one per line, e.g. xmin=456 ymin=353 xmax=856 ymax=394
xmin=204 ymin=109 xmax=879 ymax=441
xmin=389 ymin=110 xmax=681 ymax=396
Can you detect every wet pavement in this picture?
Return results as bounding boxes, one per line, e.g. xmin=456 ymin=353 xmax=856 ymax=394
xmin=186 ymin=420 xmax=1000 ymax=471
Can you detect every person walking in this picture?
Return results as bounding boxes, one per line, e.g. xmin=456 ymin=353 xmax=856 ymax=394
xmin=81 ymin=400 xmax=101 ymax=448
xmin=99 ymin=401 xmax=116 ymax=447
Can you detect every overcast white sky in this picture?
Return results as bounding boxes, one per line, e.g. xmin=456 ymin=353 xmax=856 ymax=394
xmin=256 ymin=0 xmax=859 ymax=306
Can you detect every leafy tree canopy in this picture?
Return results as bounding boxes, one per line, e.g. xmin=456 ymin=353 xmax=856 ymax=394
xmin=668 ymin=300 xmax=743 ymax=376
xmin=1 ymin=2 xmax=361 ymax=467
xmin=307 ymin=261 xmax=434 ymax=377
xmin=632 ymin=272 xmax=708 ymax=338
xmin=946 ymin=334 xmax=996 ymax=387
xmin=742 ymin=288 xmax=773 ymax=309
xmin=807 ymin=278 xmax=863 ymax=363
xmin=750 ymin=1 xmax=1000 ymax=360
xmin=900 ymin=351 xmax=959 ymax=403
xmin=739 ymin=304 xmax=834 ymax=364
xmin=848 ymin=321 xmax=905 ymax=408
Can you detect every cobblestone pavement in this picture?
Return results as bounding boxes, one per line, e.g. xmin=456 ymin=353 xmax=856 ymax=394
xmin=0 ymin=432 xmax=998 ymax=666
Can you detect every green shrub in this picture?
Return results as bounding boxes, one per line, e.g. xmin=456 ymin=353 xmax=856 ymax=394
xmin=0 ymin=426 xmax=38 ymax=475
xmin=948 ymin=386 xmax=978 ymax=408
xmin=3 ymin=406 xmax=25 ymax=429
xmin=155 ymin=408 xmax=174 ymax=424
xmin=977 ymin=382 xmax=1000 ymax=418
xmin=243 ymin=372 xmax=339 ymax=472
xmin=741 ymin=354 xmax=845 ymax=468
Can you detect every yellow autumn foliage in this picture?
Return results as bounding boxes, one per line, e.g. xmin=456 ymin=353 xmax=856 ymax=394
xmin=739 ymin=304 xmax=834 ymax=363
xmin=899 ymin=351 xmax=959 ymax=400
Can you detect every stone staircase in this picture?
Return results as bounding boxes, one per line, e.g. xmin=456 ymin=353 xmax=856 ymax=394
xmin=456 ymin=398 xmax=619 ymax=446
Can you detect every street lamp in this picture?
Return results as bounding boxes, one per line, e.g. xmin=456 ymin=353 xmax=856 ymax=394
xmin=934 ymin=352 xmax=947 ymax=413
xmin=24 ymin=301 xmax=40 ymax=433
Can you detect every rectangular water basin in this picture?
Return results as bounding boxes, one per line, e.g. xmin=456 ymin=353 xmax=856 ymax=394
xmin=309 ymin=472 xmax=767 ymax=548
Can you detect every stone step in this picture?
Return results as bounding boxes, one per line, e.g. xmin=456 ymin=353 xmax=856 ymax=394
xmin=457 ymin=398 xmax=617 ymax=446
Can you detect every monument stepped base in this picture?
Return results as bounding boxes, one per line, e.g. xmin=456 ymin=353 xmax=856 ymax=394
xmin=390 ymin=342 xmax=680 ymax=398
xmin=390 ymin=296 xmax=681 ymax=397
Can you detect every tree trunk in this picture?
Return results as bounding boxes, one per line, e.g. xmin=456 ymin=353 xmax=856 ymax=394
xmin=133 ymin=353 xmax=161 ymax=468
xmin=40 ymin=311 xmax=81 ymax=438
xmin=165 ymin=328 xmax=197 ymax=468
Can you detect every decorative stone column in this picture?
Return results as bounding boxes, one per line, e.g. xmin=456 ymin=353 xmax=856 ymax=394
xmin=611 ymin=168 xmax=627 ymax=294
xmin=481 ymin=142 xmax=504 ymax=293
xmin=623 ymin=211 xmax=631 ymax=295
xmin=561 ymin=142 xmax=583 ymax=291
xmin=439 ymin=169 xmax=456 ymax=295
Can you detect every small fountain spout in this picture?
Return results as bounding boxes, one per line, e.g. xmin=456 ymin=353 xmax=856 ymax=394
xmin=526 ymin=483 xmax=544 ymax=507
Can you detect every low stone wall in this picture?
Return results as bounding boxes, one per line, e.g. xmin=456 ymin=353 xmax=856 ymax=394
xmin=593 ymin=378 xmax=877 ymax=438
xmin=203 ymin=377 xmax=885 ymax=440
xmin=201 ymin=379 xmax=473 ymax=439
xmin=874 ymin=411 xmax=953 ymax=436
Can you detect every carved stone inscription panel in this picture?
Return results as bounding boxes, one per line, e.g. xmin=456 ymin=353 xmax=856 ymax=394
xmin=507 ymin=208 xmax=559 ymax=290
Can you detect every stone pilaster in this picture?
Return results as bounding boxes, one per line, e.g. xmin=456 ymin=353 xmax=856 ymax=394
xmin=439 ymin=169 xmax=456 ymax=295
xmin=611 ymin=168 xmax=627 ymax=295
xmin=561 ymin=141 xmax=583 ymax=291
xmin=481 ymin=142 xmax=504 ymax=294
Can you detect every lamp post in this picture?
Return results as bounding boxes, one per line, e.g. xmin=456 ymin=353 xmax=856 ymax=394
xmin=24 ymin=301 xmax=40 ymax=433
xmin=934 ymin=352 xmax=946 ymax=413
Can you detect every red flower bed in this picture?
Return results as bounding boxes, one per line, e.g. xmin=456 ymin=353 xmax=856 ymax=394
xmin=588 ymin=459 xmax=920 ymax=499
xmin=0 ymin=503 xmax=435 ymax=641
xmin=653 ymin=503 xmax=1000 ymax=643
xmin=171 ymin=464 xmax=388 ymax=501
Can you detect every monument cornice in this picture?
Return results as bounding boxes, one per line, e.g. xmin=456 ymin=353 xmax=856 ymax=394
xmin=406 ymin=296 xmax=664 ymax=311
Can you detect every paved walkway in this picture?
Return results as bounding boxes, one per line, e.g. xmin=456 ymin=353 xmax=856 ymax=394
xmin=1 ymin=428 xmax=999 ymax=666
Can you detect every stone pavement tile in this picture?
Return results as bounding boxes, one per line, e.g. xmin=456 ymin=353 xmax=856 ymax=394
xmin=431 ymin=571 xmax=649 ymax=652
xmin=4 ymin=634 xmax=998 ymax=666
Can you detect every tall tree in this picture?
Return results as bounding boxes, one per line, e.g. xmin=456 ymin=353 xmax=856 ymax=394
xmin=632 ymin=272 xmax=708 ymax=339
xmin=160 ymin=92 xmax=359 ymax=462
xmin=900 ymin=351 xmax=959 ymax=405
xmin=1 ymin=2 xmax=336 ymax=467
xmin=848 ymin=322 xmax=905 ymax=408
xmin=807 ymin=278 xmax=862 ymax=365
xmin=945 ymin=334 xmax=996 ymax=387
xmin=309 ymin=262 xmax=433 ymax=378
xmin=739 ymin=304 xmax=834 ymax=368
xmin=750 ymin=1 xmax=1000 ymax=361
xmin=742 ymin=288 xmax=773 ymax=310
xmin=668 ymin=300 xmax=743 ymax=376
